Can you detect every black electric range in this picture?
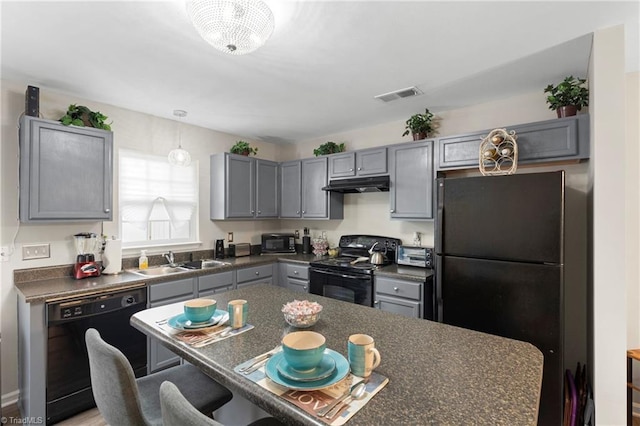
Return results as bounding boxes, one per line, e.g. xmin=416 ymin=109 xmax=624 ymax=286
xmin=308 ymin=235 xmax=401 ymax=306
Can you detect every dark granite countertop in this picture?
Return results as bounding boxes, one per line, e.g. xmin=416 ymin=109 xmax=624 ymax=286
xmin=132 ymin=284 xmax=543 ymax=425
xmin=14 ymin=254 xmax=430 ymax=303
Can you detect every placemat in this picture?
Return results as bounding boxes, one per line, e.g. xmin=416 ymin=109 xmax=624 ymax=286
xmin=235 ymin=352 xmax=388 ymax=425
xmin=162 ymin=323 xmax=254 ymax=347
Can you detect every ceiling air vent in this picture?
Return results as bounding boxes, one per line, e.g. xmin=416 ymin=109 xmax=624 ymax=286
xmin=374 ymin=86 xmax=423 ymax=103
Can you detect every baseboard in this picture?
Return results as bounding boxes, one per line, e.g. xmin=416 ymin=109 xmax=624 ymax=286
xmin=1 ymin=390 xmax=19 ymax=409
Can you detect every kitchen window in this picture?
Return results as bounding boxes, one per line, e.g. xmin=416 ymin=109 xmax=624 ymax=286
xmin=119 ymin=149 xmax=198 ymax=248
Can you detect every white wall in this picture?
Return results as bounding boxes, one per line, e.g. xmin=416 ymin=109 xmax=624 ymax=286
xmin=590 ymin=25 xmax=629 ymax=424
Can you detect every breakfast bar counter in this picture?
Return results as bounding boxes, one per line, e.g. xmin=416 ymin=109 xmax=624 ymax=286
xmin=131 ymin=284 xmax=543 ymax=425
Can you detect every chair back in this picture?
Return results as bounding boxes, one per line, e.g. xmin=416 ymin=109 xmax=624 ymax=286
xmin=160 ymin=381 xmax=223 ymax=426
xmin=85 ymin=328 xmax=148 ymax=426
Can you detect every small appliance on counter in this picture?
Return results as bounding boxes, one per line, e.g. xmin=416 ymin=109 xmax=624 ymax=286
xmin=73 ymin=233 xmax=101 ymax=279
xmin=396 ymin=246 xmax=434 ymax=268
xmin=215 ymin=239 xmax=225 ymax=259
xmin=302 ymin=228 xmax=311 ymax=254
xmin=229 ymin=243 xmax=251 ymax=257
xmin=261 ymin=233 xmax=296 ymax=254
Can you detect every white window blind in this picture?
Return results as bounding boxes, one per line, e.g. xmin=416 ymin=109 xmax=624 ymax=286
xmin=119 ymin=149 xmax=198 ymax=247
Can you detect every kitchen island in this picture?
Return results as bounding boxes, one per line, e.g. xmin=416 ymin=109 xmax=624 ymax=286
xmin=131 ymin=284 xmax=543 ymax=425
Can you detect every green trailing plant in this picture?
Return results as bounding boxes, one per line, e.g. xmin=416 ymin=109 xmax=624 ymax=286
xmin=313 ymin=141 xmax=345 ymax=156
xmin=230 ymin=140 xmax=258 ymax=156
xmin=544 ymin=76 xmax=589 ymax=110
xmin=59 ymin=104 xmax=112 ymax=130
xmin=402 ymin=108 xmax=434 ymax=138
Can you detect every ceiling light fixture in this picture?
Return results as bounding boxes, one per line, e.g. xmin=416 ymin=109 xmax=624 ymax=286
xmin=168 ymin=110 xmax=191 ymax=167
xmin=186 ymin=0 xmax=275 ymax=55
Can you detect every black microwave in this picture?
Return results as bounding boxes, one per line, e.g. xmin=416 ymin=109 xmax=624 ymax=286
xmin=261 ymin=233 xmax=296 ymax=254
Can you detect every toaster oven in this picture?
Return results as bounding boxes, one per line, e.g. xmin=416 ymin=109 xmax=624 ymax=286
xmin=396 ymin=246 xmax=433 ymax=268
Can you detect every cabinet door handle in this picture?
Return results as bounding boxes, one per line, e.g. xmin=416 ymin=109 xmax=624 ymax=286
xmin=258 ymin=210 xmax=261 ymax=214
xmin=393 ymin=286 xmax=399 ymax=292
xmin=357 ymin=167 xmax=362 ymax=171
xmin=104 ymin=208 xmax=111 ymax=213
xmin=350 ymin=168 xmax=353 ymax=171
xmin=302 ymin=210 xmax=306 ymax=214
xmin=374 ymin=300 xmax=379 ymax=305
xmin=303 ymin=286 xmax=307 ymax=290
xmin=255 ymin=271 xmax=260 ymax=275
xmin=251 ymin=210 xmax=255 ymax=214
xmin=390 ymin=209 xmax=395 ymax=213
xmin=296 ymin=210 xmax=300 ymax=214
xmin=294 ymin=270 xmax=298 ymax=275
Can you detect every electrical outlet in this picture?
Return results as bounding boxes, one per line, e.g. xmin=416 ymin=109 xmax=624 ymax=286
xmin=294 ymin=229 xmax=300 ymax=238
xmin=227 ymin=232 xmax=234 ymax=242
xmin=22 ymin=243 xmax=50 ymax=260
xmin=1 ymin=246 xmax=10 ymax=262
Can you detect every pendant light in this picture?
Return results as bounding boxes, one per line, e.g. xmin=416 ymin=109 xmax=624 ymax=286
xmin=168 ymin=110 xmax=191 ymax=167
xmin=186 ymin=0 xmax=275 ymax=55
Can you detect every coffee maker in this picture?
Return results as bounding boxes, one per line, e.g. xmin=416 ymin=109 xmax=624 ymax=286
xmin=73 ymin=233 xmax=101 ymax=279
xmin=215 ymin=239 xmax=225 ymax=259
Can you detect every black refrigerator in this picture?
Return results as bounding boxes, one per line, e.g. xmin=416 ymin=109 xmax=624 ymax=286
xmin=435 ymin=171 xmax=581 ymax=426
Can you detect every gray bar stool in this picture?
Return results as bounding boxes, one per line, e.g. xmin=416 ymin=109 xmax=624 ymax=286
xmin=85 ymin=328 xmax=232 ymax=426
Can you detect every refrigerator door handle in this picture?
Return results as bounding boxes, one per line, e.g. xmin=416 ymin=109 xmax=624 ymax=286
xmin=435 ymin=179 xmax=444 ymax=253
xmin=435 ymin=254 xmax=443 ymax=322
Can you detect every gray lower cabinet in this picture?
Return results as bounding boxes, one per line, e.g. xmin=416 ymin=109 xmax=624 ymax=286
xmin=329 ymin=148 xmax=387 ymax=179
xmin=198 ymin=271 xmax=234 ymax=297
xmin=210 ymin=153 xmax=278 ymax=220
xmin=374 ymin=276 xmax=423 ymax=319
xmin=147 ymin=278 xmax=196 ymax=372
xmin=19 ymin=115 xmax=113 ymax=222
xmin=436 ymin=114 xmax=589 ymax=170
xmin=279 ymin=160 xmax=302 ymax=218
xmin=279 ymin=262 xmax=309 ymax=293
xmin=389 ymin=140 xmax=434 ymax=220
xmin=236 ymin=264 xmax=274 ymax=288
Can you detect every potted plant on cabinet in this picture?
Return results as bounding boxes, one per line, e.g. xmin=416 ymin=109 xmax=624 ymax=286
xmin=544 ymin=75 xmax=589 ymax=118
xmin=402 ymin=108 xmax=434 ymax=140
xmin=313 ymin=141 xmax=346 ymax=156
xmin=230 ymin=141 xmax=258 ymax=156
xmin=59 ymin=104 xmax=112 ymax=130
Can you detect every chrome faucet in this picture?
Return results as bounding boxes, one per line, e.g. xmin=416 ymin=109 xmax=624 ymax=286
xmin=163 ymin=251 xmax=176 ymax=267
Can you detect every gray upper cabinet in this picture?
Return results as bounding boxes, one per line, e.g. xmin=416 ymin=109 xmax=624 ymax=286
xmin=19 ymin=116 xmax=113 ymax=222
xmin=301 ymin=157 xmax=343 ymax=219
xmin=389 ymin=140 xmax=434 ymax=220
xmin=328 ymin=148 xmax=387 ymax=179
xmin=255 ymin=159 xmax=279 ymax=218
xmin=210 ymin=153 xmax=278 ymax=220
xmin=279 ymin=160 xmax=302 ymax=218
xmin=436 ymin=114 xmax=589 ymax=170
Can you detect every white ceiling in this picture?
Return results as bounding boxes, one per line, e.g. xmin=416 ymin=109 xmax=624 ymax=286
xmin=2 ymin=1 xmax=638 ymax=144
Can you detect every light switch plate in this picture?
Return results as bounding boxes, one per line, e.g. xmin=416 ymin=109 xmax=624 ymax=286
xmin=22 ymin=243 xmax=50 ymax=260
xmin=227 ymin=232 xmax=234 ymax=242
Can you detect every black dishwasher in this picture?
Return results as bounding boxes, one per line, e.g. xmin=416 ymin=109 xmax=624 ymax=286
xmin=46 ymin=286 xmax=148 ymax=424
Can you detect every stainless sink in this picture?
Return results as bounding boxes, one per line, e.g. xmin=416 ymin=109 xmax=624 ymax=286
xmin=129 ymin=266 xmax=190 ymax=276
xmin=201 ymin=260 xmax=231 ymax=268
xmin=181 ymin=259 xmax=231 ymax=269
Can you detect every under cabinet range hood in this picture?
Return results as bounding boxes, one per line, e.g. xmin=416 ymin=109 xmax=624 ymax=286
xmin=321 ymin=175 xmax=390 ymax=193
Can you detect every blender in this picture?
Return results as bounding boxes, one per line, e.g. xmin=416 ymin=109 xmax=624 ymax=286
xmin=73 ymin=233 xmax=101 ymax=279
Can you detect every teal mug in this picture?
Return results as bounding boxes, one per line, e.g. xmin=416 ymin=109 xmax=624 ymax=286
xmin=228 ymin=299 xmax=248 ymax=329
xmin=348 ymin=334 xmax=381 ymax=377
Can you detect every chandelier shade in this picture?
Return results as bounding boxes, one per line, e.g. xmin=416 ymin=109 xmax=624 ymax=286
xmin=168 ymin=110 xmax=192 ymax=167
xmin=186 ymin=0 xmax=275 ymax=55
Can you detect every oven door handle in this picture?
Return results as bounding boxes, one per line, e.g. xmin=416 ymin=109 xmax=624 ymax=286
xmin=311 ymin=268 xmax=371 ymax=280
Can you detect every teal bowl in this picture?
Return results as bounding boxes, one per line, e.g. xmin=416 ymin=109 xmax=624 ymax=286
xmin=184 ymin=299 xmax=217 ymax=323
xmin=282 ymin=331 xmax=326 ymax=372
